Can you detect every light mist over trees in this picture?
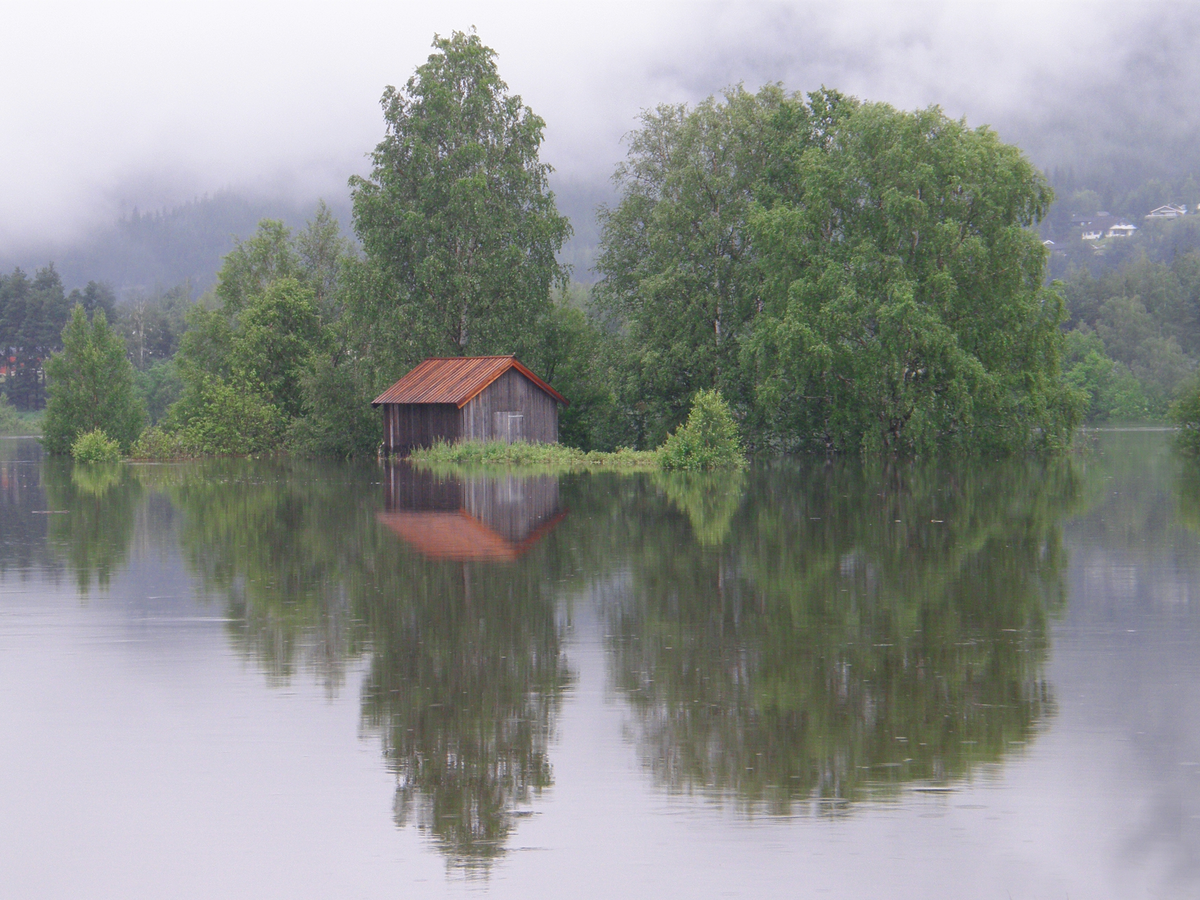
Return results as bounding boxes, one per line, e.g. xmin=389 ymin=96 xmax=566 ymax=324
xmin=7 ymin=4 xmax=1200 ymax=299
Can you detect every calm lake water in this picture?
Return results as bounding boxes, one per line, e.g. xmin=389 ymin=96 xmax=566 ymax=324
xmin=2 ymin=431 xmax=1199 ymax=899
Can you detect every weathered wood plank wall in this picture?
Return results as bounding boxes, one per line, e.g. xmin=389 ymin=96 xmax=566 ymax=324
xmin=382 ymin=403 xmax=461 ymax=454
xmin=459 ymin=369 xmax=558 ymax=444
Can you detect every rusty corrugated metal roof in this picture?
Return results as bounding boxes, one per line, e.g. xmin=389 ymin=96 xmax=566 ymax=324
xmin=371 ymin=356 xmax=568 ymax=407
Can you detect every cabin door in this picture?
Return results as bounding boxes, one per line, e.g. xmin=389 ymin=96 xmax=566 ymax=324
xmin=493 ymin=411 xmax=524 ymax=443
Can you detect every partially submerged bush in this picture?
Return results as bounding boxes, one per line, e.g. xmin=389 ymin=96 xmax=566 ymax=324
xmin=1171 ymin=377 xmax=1200 ymax=454
xmin=129 ymin=426 xmax=191 ymax=460
xmin=658 ymin=389 xmax=745 ymax=470
xmin=71 ymin=428 xmax=122 ymax=463
xmin=164 ymin=373 xmax=284 ymax=456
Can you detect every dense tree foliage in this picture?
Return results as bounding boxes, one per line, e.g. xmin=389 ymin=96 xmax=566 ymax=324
xmin=595 ymin=87 xmax=779 ymax=445
xmin=596 ymin=89 xmax=1079 ymax=454
xmin=348 ymin=30 xmax=571 ymax=372
xmin=0 ymin=266 xmax=71 ymax=410
xmin=158 ymin=212 xmax=363 ymax=455
xmin=18 ymin=35 xmax=1102 ymax=458
xmin=42 ymin=306 xmax=145 ymax=454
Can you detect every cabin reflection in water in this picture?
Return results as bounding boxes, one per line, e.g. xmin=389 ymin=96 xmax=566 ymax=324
xmin=377 ymin=464 xmax=566 ymax=561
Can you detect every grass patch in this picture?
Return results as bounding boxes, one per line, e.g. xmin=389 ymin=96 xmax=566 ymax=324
xmin=407 ymin=391 xmax=746 ymax=473
xmin=408 ymin=439 xmax=661 ymax=472
xmin=409 ymin=390 xmax=746 ymax=473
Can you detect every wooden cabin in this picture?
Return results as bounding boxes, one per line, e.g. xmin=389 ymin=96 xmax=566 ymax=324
xmin=372 ymin=356 xmax=568 ymax=455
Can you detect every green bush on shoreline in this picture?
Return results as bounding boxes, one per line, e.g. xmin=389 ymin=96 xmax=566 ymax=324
xmin=71 ymin=429 xmax=122 ymax=462
xmin=658 ymin=389 xmax=745 ymax=471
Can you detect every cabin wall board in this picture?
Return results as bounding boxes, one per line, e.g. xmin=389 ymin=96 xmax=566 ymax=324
xmin=382 ymin=403 xmax=461 ymax=454
xmin=460 ymin=369 xmax=558 ymax=444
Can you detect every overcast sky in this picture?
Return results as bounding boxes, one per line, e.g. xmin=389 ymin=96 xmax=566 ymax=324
xmin=0 ymin=1 xmax=1190 ymax=246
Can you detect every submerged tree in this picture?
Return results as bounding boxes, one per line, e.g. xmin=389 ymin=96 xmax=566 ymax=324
xmin=596 ymin=87 xmax=1081 ymax=455
xmin=349 ymin=30 xmax=571 ymax=372
xmin=747 ymin=95 xmax=1081 ymax=454
xmin=595 ymin=86 xmax=781 ymax=445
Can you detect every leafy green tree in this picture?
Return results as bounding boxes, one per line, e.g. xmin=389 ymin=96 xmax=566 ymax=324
xmin=595 ymin=87 xmax=781 ymax=445
xmin=530 ymin=293 xmax=626 ymax=451
xmin=1062 ymin=328 xmax=1150 ymax=422
xmin=1170 ymin=375 xmax=1200 ymax=454
xmin=658 ymin=389 xmax=745 ymax=470
xmin=213 ymin=219 xmax=300 ymax=315
xmin=134 ymin=359 xmax=184 ymax=425
xmin=747 ymin=94 xmax=1080 ymax=454
xmin=168 ymin=213 xmax=351 ymax=452
xmin=116 ymin=284 xmax=192 ymax=371
xmin=232 ymin=277 xmax=324 ymax=420
xmin=296 ymin=200 xmax=355 ymax=323
xmin=288 ymin=354 xmax=381 ymax=457
xmin=42 ymin=306 xmax=145 ymax=454
xmin=348 ymin=30 xmax=570 ymax=371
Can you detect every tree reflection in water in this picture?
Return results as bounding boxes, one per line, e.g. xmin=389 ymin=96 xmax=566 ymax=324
xmin=363 ymin=464 xmax=572 ymax=867
xmin=42 ymin=459 xmax=143 ymax=595
xmin=610 ymin=456 xmax=1083 ymax=813
xmin=17 ymin=441 xmax=1092 ymax=862
xmin=154 ymin=460 xmax=572 ymax=869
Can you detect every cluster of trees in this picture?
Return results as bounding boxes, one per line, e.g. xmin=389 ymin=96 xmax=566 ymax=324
xmin=1056 ymin=253 xmax=1200 ymax=422
xmin=0 ymin=266 xmax=114 ymax=409
xmin=591 ymin=86 xmax=1077 ymax=454
xmin=36 ymin=30 xmax=1084 ymax=459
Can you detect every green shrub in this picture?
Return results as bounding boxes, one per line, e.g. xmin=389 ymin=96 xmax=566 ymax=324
xmin=71 ymin=429 xmax=122 ymax=462
xmin=165 ymin=373 xmax=284 ymax=455
xmin=658 ymin=389 xmax=745 ymax=470
xmin=129 ymin=426 xmax=191 ymax=460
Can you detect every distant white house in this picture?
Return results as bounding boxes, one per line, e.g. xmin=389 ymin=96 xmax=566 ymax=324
xmin=1145 ymin=204 xmax=1188 ymax=219
xmin=1077 ymin=214 xmax=1138 ymax=241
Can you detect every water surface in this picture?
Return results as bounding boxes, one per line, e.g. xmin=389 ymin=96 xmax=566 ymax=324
xmin=1 ymin=432 xmax=1197 ymax=898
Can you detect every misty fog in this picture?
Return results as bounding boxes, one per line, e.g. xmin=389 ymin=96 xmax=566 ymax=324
xmin=4 ymin=1 xmax=1199 ymax=294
